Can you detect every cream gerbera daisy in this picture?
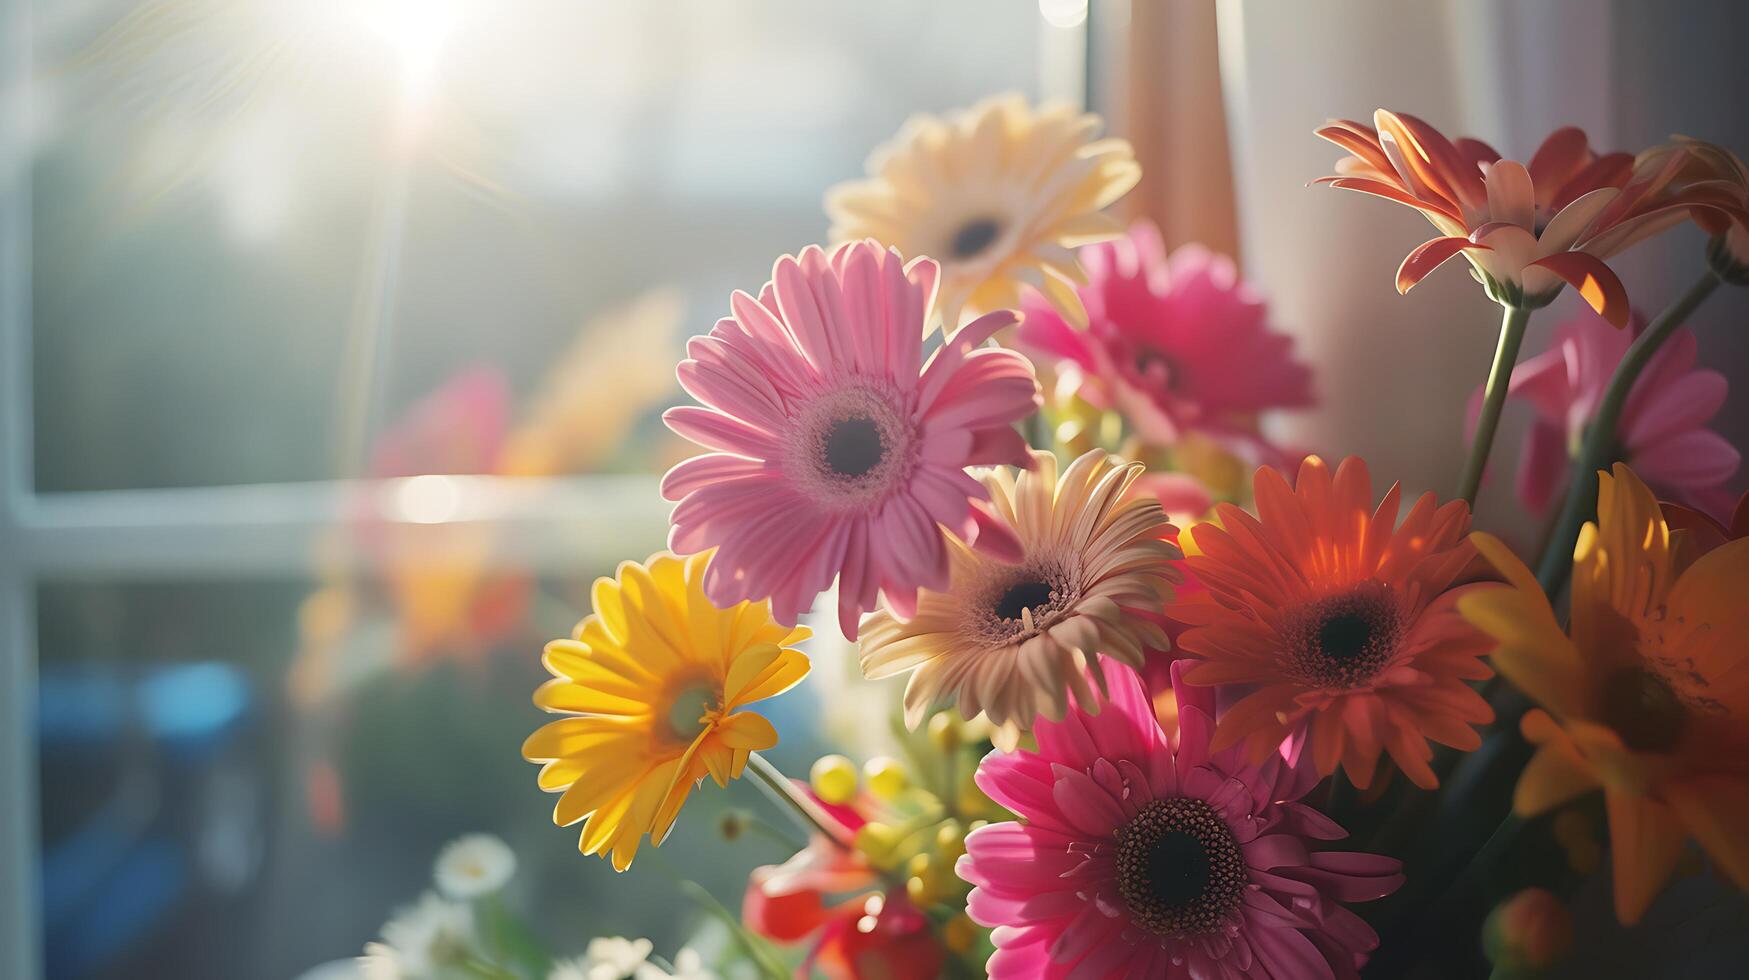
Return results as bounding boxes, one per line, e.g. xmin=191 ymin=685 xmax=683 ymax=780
xmin=826 ymin=94 xmax=1139 ymax=333
xmin=859 ymin=450 xmax=1179 ymax=740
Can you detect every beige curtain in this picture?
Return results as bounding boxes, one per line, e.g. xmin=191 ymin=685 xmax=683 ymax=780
xmin=1110 ymin=0 xmax=1240 ymax=261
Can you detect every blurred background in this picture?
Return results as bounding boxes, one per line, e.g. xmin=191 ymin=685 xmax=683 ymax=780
xmin=1 ymin=1 xmax=1745 ymax=978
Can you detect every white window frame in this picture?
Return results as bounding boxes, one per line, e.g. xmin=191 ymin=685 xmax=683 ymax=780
xmin=0 ymin=4 xmax=1093 ymax=974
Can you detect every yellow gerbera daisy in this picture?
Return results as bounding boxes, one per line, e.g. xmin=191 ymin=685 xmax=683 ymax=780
xmin=1461 ymin=465 xmax=1749 ymax=923
xmin=523 ymin=551 xmax=810 ymax=871
xmin=826 ymin=94 xmax=1139 ymax=334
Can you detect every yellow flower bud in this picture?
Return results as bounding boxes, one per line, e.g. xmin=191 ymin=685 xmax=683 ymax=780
xmin=927 ymin=712 xmax=961 ymax=751
xmin=809 ymin=754 xmax=858 ymax=805
xmin=863 ymin=756 xmax=908 ymax=800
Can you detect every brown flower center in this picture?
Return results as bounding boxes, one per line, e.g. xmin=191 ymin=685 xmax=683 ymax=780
xmin=994 ymin=580 xmax=1055 ymax=622
xmin=1601 ymin=667 xmax=1688 ymax=753
xmin=1287 ymin=582 xmax=1402 ymax=688
xmin=950 ymin=217 xmax=1002 ymax=259
xmin=967 ymin=559 xmax=1079 ymax=646
xmin=1115 ymin=798 xmax=1246 ymax=937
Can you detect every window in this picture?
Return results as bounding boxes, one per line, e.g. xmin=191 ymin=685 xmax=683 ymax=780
xmin=3 ymin=2 xmax=1078 ymax=976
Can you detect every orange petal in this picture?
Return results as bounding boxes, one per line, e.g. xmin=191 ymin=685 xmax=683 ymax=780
xmin=1514 ymin=738 xmax=1601 ymax=816
xmin=1526 ymin=252 xmax=1629 ymax=327
xmin=1664 ymin=775 xmax=1749 ymax=891
xmin=1397 ymin=237 xmax=1482 ymax=293
xmin=1605 ymin=792 xmax=1685 ymax=924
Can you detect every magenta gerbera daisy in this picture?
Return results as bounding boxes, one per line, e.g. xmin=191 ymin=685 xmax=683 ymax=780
xmin=1016 ymin=221 xmax=1313 ymax=466
xmin=662 ymin=240 xmax=1042 ymax=638
xmin=958 ymin=661 xmax=1404 ymax=979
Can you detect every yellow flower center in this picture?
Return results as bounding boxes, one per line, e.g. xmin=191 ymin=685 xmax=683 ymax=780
xmin=664 ymin=682 xmax=721 ymax=743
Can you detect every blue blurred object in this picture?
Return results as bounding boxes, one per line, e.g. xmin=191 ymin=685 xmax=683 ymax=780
xmin=38 ymin=661 xmax=258 ymax=979
xmin=39 ymin=662 xmax=250 ymax=754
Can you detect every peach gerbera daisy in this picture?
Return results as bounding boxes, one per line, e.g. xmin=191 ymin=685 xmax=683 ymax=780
xmin=1628 ymin=137 xmax=1749 ymax=279
xmin=1461 ymin=465 xmax=1749 ymax=923
xmin=1316 ymin=111 xmax=1701 ymax=323
xmin=826 ymin=94 xmax=1139 ymax=333
xmin=1170 ymin=456 xmax=1495 ymax=789
xmin=523 ymin=551 xmax=810 ymax=871
xmin=859 ymin=450 xmax=1180 ymax=739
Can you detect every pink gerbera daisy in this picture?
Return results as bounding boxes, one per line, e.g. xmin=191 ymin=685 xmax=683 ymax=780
xmin=662 ymin=240 xmax=1041 ymax=637
xmin=1466 ymin=308 xmax=1740 ymax=517
xmin=958 ymin=661 xmax=1404 ymax=979
xmin=1015 ymin=221 xmax=1313 ymax=466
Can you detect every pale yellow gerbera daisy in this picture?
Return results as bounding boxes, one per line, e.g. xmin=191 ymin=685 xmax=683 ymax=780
xmin=523 ymin=551 xmax=810 ymax=871
xmin=859 ymin=450 xmax=1179 ymax=741
xmin=826 ymin=94 xmax=1140 ymax=333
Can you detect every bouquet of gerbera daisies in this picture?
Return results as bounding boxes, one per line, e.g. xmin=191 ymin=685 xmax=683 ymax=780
xmin=500 ymin=98 xmax=1749 ymax=980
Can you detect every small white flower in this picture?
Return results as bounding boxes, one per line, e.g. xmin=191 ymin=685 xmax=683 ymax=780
xmin=580 ymin=937 xmax=654 ymax=980
xmin=359 ymin=892 xmax=475 ymax=978
xmin=634 ymin=948 xmax=717 ymax=980
xmin=433 ymin=833 xmax=517 ymax=900
xmin=546 ymin=958 xmax=593 ymax=980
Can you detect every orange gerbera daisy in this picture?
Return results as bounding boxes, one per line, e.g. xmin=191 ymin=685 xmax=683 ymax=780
xmin=1316 ymin=111 xmax=1702 ymax=323
xmin=1170 ymin=456 xmax=1494 ymax=789
xmin=1461 ymin=465 xmax=1749 ymax=923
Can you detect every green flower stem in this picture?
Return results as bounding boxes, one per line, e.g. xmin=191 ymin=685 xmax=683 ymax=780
xmin=746 ymin=751 xmax=855 ymax=849
xmin=1534 ymin=269 xmax=1723 ymax=593
xmin=457 ymin=954 xmax=520 ymax=980
xmin=1023 ymin=409 xmax=1048 ymax=452
xmin=1457 ymin=305 xmax=1534 ymax=506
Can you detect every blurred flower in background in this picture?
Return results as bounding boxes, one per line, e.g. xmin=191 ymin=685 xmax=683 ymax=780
xmin=1017 ymin=220 xmax=1312 ymax=469
xmin=433 ymin=833 xmax=516 ymax=900
xmin=826 ymin=94 xmax=1139 ymax=332
xmin=361 ymin=891 xmax=476 ymax=979
xmin=1468 ymin=309 xmax=1739 ymax=518
xmin=1464 ymin=466 xmax=1749 ymax=924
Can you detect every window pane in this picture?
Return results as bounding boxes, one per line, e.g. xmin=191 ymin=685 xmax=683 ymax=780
xmin=36 ymin=571 xmax=850 ymax=979
xmin=30 ymin=0 xmax=1043 ymax=491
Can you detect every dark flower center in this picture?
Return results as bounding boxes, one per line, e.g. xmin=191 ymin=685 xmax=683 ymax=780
xmin=1133 ymin=347 xmax=1184 ymax=390
xmin=994 ymin=580 xmax=1055 ymax=622
xmin=1318 ymin=612 xmax=1374 ymax=662
xmin=1289 ymin=582 xmax=1401 ymax=688
xmin=950 ymin=217 xmax=1002 ymax=259
xmin=1115 ymin=798 xmax=1245 ymax=937
xmin=1601 ymin=667 xmax=1688 ymax=753
xmin=823 ymin=416 xmax=885 ymax=478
